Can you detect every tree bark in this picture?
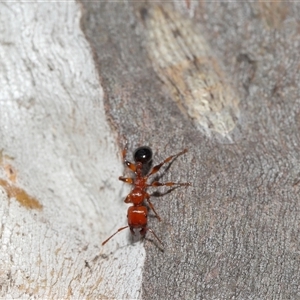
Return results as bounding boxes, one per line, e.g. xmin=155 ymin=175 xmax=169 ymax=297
xmin=80 ymin=1 xmax=300 ymax=299
xmin=1 ymin=1 xmax=300 ymax=299
xmin=0 ymin=1 xmax=143 ymax=299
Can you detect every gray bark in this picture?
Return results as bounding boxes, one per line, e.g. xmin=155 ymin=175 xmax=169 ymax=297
xmin=79 ymin=1 xmax=300 ymax=299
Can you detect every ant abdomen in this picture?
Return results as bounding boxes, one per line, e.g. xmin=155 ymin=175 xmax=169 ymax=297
xmin=134 ymin=146 xmax=153 ymax=164
xmin=102 ymin=144 xmax=190 ymax=247
xmin=127 ymin=206 xmax=147 ymax=228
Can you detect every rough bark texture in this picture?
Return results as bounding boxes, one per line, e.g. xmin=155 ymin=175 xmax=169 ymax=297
xmin=79 ymin=1 xmax=300 ymax=299
xmin=0 ymin=1 xmax=144 ymax=298
xmin=1 ymin=1 xmax=300 ymax=299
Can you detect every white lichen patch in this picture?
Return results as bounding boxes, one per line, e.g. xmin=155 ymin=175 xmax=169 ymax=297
xmin=142 ymin=5 xmax=240 ymax=139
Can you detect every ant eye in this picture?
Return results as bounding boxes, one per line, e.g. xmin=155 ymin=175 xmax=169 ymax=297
xmin=134 ymin=146 xmax=153 ymax=164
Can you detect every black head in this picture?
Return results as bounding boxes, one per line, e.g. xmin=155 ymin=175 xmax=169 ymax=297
xmin=134 ymin=146 xmax=153 ymax=164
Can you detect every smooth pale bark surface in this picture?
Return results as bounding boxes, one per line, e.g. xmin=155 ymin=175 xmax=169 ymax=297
xmin=0 ymin=2 xmax=144 ymax=299
xmin=79 ymin=1 xmax=300 ymax=300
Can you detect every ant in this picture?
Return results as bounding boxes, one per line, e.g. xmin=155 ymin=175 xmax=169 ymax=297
xmin=102 ymin=143 xmax=191 ymax=246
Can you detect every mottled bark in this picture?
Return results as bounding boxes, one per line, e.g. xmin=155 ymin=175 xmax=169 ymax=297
xmin=79 ymin=1 xmax=300 ymax=299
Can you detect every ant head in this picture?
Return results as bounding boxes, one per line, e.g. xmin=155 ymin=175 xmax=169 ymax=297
xmin=134 ymin=146 xmax=153 ymax=164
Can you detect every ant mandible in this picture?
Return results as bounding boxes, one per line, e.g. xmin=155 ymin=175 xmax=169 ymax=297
xmin=102 ymin=143 xmax=191 ymax=246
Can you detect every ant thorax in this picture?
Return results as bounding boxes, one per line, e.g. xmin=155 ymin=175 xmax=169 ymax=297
xmin=134 ymin=176 xmax=147 ymax=189
xmin=102 ymin=144 xmax=190 ymax=247
xmin=128 ymin=187 xmax=146 ymax=205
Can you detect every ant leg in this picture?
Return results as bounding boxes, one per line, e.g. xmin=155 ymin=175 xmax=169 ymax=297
xmin=124 ymin=160 xmax=136 ymax=172
xmin=146 ymin=194 xmax=162 ymax=221
xmin=119 ymin=176 xmax=134 ymax=184
xmin=102 ymin=226 xmax=129 ymax=246
xmin=147 ymin=149 xmax=188 ymax=178
xmin=124 ymin=193 xmax=132 ymax=203
xmin=121 ymin=143 xmax=136 ymax=172
xmin=121 ymin=141 xmax=128 ymax=158
xmin=149 ymin=181 xmax=191 ymax=188
xmin=140 ymin=227 xmax=164 ymax=246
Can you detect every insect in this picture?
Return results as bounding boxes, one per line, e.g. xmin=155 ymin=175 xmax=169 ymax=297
xmin=102 ymin=143 xmax=191 ymax=246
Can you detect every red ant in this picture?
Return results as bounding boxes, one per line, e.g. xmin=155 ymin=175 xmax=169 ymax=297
xmin=102 ymin=144 xmax=191 ymax=246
